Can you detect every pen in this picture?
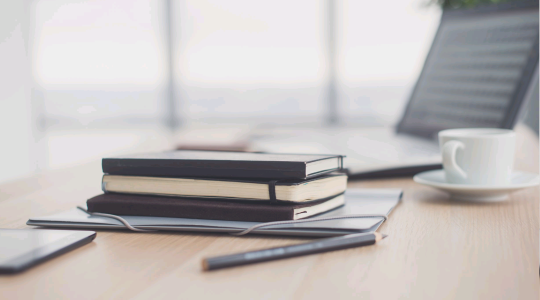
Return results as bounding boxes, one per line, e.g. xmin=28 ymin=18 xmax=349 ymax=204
xmin=202 ymin=232 xmax=387 ymax=271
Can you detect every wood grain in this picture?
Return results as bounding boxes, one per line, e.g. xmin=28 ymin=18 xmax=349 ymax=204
xmin=0 ymin=125 xmax=537 ymax=299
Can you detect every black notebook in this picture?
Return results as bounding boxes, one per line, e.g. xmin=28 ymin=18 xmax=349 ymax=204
xmin=87 ymin=193 xmax=346 ymax=222
xmin=102 ymin=174 xmax=347 ymax=203
xmin=103 ymin=151 xmax=345 ymax=179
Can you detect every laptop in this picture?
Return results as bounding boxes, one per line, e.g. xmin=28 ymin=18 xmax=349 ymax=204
xmin=251 ymin=1 xmax=539 ymax=178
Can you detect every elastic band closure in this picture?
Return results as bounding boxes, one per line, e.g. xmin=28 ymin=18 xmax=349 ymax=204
xmin=77 ymin=206 xmax=387 ymax=236
xmin=268 ymin=180 xmax=278 ymax=202
xmin=229 ymin=213 xmax=387 ymax=236
xmin=77 ymin=206 xmax=156 ymax=232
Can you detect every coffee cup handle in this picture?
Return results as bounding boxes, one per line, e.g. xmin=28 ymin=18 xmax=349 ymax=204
xmin=442 ymin=140 xmax=467 ymax=179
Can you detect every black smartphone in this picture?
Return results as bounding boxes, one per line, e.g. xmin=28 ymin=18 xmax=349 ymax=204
xmin=0 ymin=229 xmax=96 ymax=274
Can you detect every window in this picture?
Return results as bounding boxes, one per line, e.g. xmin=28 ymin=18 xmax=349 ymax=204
xmin=337 ymin=0 xmax=440 ymax=123
xmin=174 ymin=0 xmax=326 ymax=125
xmin=8 ymin=0 xmax=440 ymax=179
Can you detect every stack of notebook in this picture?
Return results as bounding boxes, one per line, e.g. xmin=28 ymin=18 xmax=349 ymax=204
xmin=87 ymin=151 xmax=347 ymax=222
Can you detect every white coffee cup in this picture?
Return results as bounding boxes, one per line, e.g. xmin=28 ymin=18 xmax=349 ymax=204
xmin=438 ymin=128 xmax=515 ymax=186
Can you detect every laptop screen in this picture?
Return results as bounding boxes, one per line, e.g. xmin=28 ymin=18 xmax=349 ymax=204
xmin=397 ymin=1 xmax=539 ymax=139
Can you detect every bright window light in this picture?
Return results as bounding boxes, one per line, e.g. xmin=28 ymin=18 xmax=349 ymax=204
xmin=177 ymin=0 xmax=325 ymax=86
xmin=32 ymin=0 xmax=166 ymax=88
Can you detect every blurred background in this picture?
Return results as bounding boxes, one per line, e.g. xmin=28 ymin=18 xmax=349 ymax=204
xmin=0 ymin=0 xmax=537 ymax=183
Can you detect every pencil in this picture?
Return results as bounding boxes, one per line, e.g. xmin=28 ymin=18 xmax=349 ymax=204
xmin=202 ymin=232 xmax=387 ymax=271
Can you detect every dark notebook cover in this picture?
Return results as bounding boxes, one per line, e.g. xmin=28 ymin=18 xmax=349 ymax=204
xmin=102 ymin=150 xmax=344 ymax=179
xmin=87 ymin=193 xmax=344 ymax=222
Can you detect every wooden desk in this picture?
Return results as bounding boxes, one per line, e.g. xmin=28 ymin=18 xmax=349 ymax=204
xmin=0 ymin=126 xmax=538 ymax=299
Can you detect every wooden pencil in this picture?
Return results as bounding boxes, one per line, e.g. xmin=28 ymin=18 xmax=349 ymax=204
xmin=202 ymin=232 xmax=387 ymax=271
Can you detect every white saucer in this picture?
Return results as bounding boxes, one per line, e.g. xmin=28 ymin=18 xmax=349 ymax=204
xmin=413 ymin=169 xmax=540 ymax=202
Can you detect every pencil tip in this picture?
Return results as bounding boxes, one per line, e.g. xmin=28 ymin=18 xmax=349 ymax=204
xmin=382 ymin=234 xmax=388 ymax=239
xmin=201 ymin=259 xmax=209 ymax=271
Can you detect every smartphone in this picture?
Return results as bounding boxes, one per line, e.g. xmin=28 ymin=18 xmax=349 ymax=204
xmin=0 ymin=229 xmax=96 ymax=274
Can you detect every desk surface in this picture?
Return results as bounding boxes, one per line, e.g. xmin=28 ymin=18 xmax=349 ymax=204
xmin=0 ymin=125 xmax=538 ymax=299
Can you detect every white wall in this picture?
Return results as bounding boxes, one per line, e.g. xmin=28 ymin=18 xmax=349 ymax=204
xmin=0 ymin=1 xmax=36 ymax=182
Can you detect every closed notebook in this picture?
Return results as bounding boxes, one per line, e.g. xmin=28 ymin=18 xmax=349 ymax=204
xmin=102 ymin=150 xmax=345 ymax=179
xmin=86 ymin=193 xmax=345 ymax=222
xmin=101 ymin=174 xmax=347 ymax=203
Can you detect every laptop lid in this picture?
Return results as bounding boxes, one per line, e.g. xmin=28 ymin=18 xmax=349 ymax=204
xmin=396 ymin=0 xmax=539 ymax=139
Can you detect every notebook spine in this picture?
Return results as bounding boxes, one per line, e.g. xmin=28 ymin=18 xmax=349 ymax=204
xmin=101 ymin=175 xmax=108 ymax=194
